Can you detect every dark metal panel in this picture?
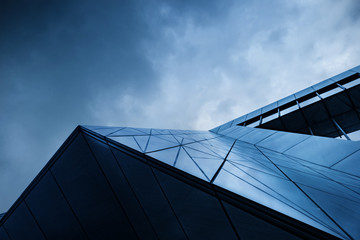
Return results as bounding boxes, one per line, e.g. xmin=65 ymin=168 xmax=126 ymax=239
xmin=111 ymin=147 xmax=188 ymax=240
xmin=153 ymin=169 xmax=238 ymax=240
xmin=323 ymin=92 xmax=352 ymax=116
xmin=83 ymin=134 xmax=158 ymax=240
xmin=280 ymin=111 xmax=307 ymax=132
xmin=25 ymin=172 xmax=87 ymax=240
xmin=301 ymin=102 xmax=329 ymax=126
xmin=0 ymin=227 xmax=10 ymax=240
xmin=222 ymin=201 xmax=302 ymax=240
xmin=50 ymin=134 xmax=137 ymax=240
xmin=3 ymin=202 xmax=45 ymax=240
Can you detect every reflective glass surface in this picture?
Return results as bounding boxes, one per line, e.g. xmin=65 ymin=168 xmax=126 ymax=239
xmin=312 ymin=78 xmax=335 ymax=91
xmin=277 ymin=95 xmax=295 ymax=107
xmin=280 ymin=104 xmax=299 ymax=116
xmin=261 ymin=102 xmax=278 ymax=114
xmin=284 ymin=135 xmax=360 ymax=167
xmin=350 ymin=65 xmax=360 ymax=73
xmin=343 ymin=77 xmax=360 ymax=89
xmin=319 ymin=86 xmax=343 ymax=99
xmin=331 ymin=70 xmax=357 ymax=82
xmin=299 ymin=96 xmax=320 ymax=108
xmin=295 ymin=87 xmax=314 ymax=99
xmin=81 ymin=77 xmax=360 ymax=240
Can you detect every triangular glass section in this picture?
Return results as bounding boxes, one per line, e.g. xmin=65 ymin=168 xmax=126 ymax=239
xmin=89 ymin=127 xmax=125 ymax=136
xmin=177 ymin=136 xmax=196 ymax=144
xmin=214 ymin=162 xmax=347 ymax=239
xmin=145 ymin=135 xmax=180 ymax=153
xmin=153 ymin=135 xmax=179 ymax=144
xmin=192 ymin=157 xmax=223 ymax=180
xmin=171 ymin=135 xmax=184 ymax=144
xmin=108 ymin=127 xmax=149 ymax=137
xmin=131 ymin=127 xmax=151 ymax=134
xmin=152 ymin=129 xmax=171 ymax=135
xmin=183 ymin=146 xmax=221 ymax=159
xmin=109 ymin=136 xmax=142 ymax=152
xmin=134 ymin=136 xmax=150 ymax=152
xmin=175 ymin=148 xmax=209 ymax=181
xmin=147 ymin=147 xmax=180 ymax=166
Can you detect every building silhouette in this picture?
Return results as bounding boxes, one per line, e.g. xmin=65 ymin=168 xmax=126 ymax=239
xmin=0 ymin=66 xmax=360 ymax=239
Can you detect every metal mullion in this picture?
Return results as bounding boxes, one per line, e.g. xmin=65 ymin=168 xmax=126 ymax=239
xmin=332 ymin=119 xmax=351 ymax=140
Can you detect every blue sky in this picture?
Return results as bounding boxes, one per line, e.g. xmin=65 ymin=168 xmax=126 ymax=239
xmin=1 ymin=0 xmax=360 ymax=212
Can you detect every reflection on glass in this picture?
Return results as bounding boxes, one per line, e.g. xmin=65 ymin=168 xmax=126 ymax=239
xmin=299 ymin=96 xmax=320 ymax=108
xmin=319 ymin=87 xmax=343 ymax=99
xmin=280 ymin=104 xmax=299 ymax=116
xmin=343 ymin=78 xmax=360 ymax=89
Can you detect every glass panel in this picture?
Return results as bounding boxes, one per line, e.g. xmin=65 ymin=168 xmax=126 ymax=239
xmin=91 ymin=127 xmax=125 ymax=136
xmin=81 ymin=125 xmax=116 ymax=130
xmin=278 ymin=95 xmax=295 ymax=107
xmin=134 ymin=136 xmax=150 ymax=152
xmin=132 ymin=127 xmax=151 ymax=134
xmin=198 ymin=138 xmax=233 ymax=159
xmin=299 ymin=185 xmax=360 ymax=239
xmin=343 ymin=77 xmax=360 ymax=89
xmin=184 ymin=145 xmax=222 ymax=159
xmin=261 ymin=112 xmax=278 ymax=124
xmin=109 ymin=136 xmax=143 ymax=152
xmin=312 ymin=79 xmax=335 ymax=91
xmin=172 ymin=135 xmax=195 ymax=145
xmin=283 ymin=136 xmax=360 ymax=167
xmin=262 ymin=102 xmax=278 ymax=114
xmin=152 ymin=129 xmax=171 ymax=135
xmin=145 ymin=136 xmax=180 ymax=153
xmin=299 ymin=96 xmax=320 ymax=108
xmin=295 ymin=87 xmax=314 ymax=99
xmin=153 ymin=135 xmax=178 ymax=144
xmin=214 ymin=162 xmax=345 ymax=238
xmin=175 ymin=148 xmax=209 ymax=181
xmin=350 ymin=65 xmax=360 ymax=73
xmin=210 ymin=125 xmax=221 ymax=133
xmin=246 ymin=119 xmax=259 ymax=127
xmin=224 ymin=126 xmax=255 ymax=139
xmin=280 ymin=104 xmax=299 ymax=116
xmin=331 ymin=70 xmax=357 ymax=82
xmin=232 ymin=115 xmax=247 ymax=125
xmin=332 ymin=150 xmax=360 ymax=177
xmin=218 ymin=120 xmax=234 ymax=132
xmin=109 ymin=127 xmax=149 ymax=136
xmin=347 ymin=129 xmax=360 ymax=141
xmin=228 ymin=142 xmax=284 ymax=177
xmin=257 ymin=131 xmax=311 ymax=153
xmin=246 ymin=109 xmax=262 ymax=120
xmin=319 ymin=87 xmax=343 ymax=99
xmin=147 ymin=147 xmax=180 ymax=166
xmin=192 ymin=157 xmax=223 ymax=180
xmin=237 ymin=128 xmax=277 ymax=145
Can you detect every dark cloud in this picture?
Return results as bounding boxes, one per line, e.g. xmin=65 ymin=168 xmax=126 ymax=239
xmin=0 ymin=0 xmax=159 ymax=212
xmin=1 ymin=0 xmax=360 ymax=213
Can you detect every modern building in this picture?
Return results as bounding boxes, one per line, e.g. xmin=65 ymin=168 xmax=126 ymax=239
xmin=0 ymin=66 xmax=360 ymax=240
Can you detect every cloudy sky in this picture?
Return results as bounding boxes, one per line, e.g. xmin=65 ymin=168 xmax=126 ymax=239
xmin=1 ymin=0 xmax=360 ymax=213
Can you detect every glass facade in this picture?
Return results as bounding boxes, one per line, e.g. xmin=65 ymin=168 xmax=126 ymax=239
xmin=0 ymin=66 xmax=360 ymax=239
